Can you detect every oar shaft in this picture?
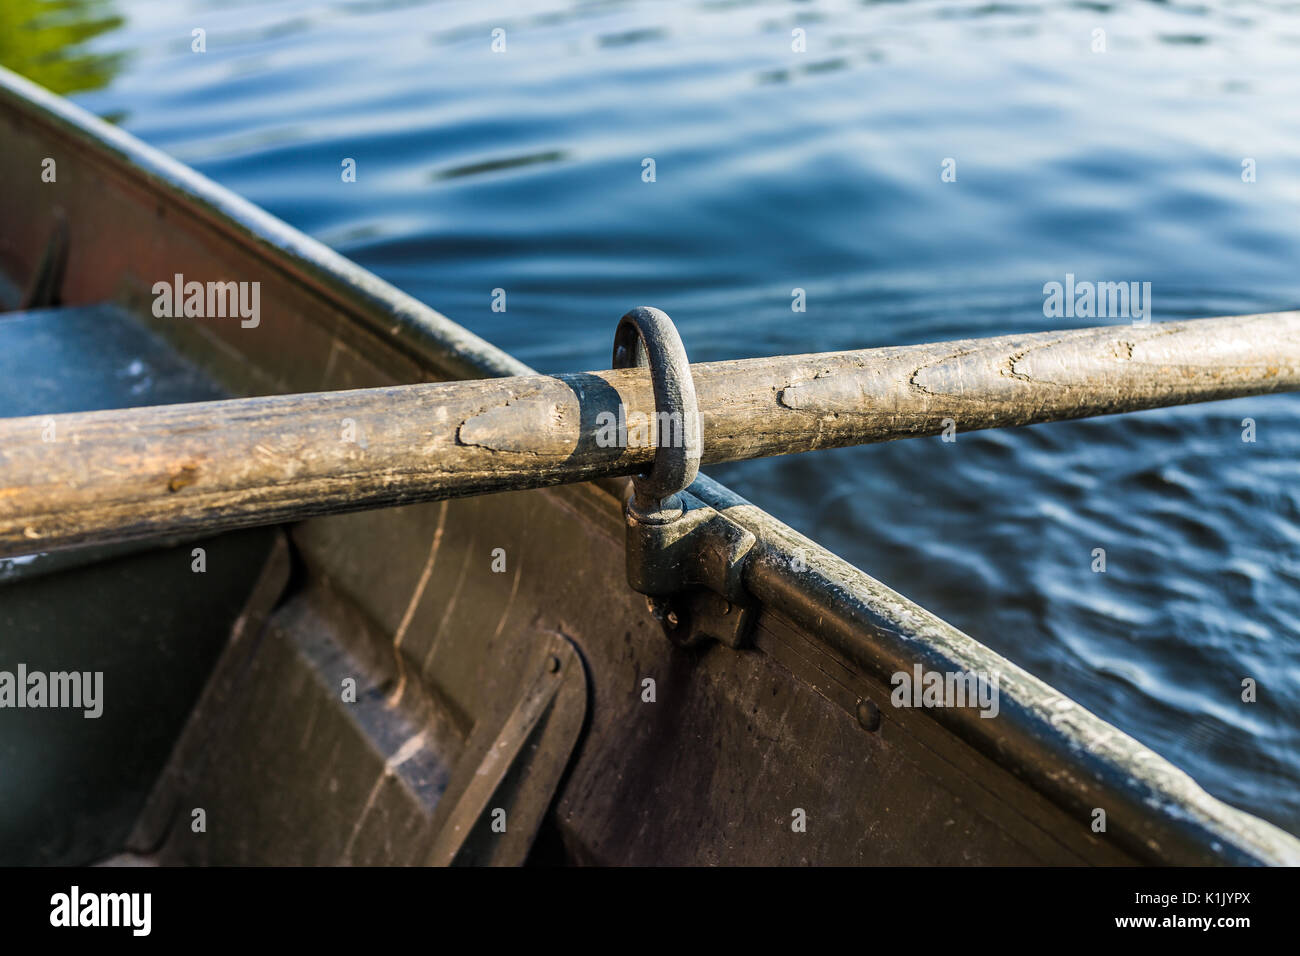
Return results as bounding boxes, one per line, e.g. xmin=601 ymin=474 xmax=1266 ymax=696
xmin=2 ymin=311 xmax=1297 ymax=557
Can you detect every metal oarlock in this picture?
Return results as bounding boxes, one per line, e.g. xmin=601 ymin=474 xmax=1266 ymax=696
xmin=613 ymin=308 xmax=758 ymax=649
xmin=610 ymin=306 xmax=702 ymax=516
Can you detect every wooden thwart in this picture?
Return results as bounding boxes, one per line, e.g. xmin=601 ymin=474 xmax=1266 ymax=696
xmin=1 ymin=310 xmax=1297 ymax=558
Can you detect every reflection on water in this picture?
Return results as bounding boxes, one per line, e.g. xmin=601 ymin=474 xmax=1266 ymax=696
xmin=3 ymin=0 xmax=1300 ymax=835
xmin=0 ymin=0 xmax=123 ymax=95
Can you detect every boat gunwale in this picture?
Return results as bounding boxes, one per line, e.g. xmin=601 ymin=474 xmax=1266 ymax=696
xmin=2 ymin=65 xmax=1296 ymax=865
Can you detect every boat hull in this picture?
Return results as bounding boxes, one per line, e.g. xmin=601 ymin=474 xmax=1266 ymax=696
xmin=1 ymin=66 xmax=1295 ymax=866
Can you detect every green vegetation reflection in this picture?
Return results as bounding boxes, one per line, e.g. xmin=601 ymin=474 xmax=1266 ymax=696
xmin=0 ymin=0 xmax=124 ymax=95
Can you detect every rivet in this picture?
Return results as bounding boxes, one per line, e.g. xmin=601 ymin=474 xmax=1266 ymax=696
xmin=546 ymin=655 xmax=561 ymax=673
xmin=855 ymin=698 xmax=881 ymax=732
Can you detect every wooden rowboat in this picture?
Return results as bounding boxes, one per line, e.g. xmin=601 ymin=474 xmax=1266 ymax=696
xmin=1 ymin=65 xmax=1297 ymax=866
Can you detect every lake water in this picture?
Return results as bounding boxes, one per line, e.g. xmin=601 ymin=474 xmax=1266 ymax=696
xmin=5 ymin=0 xmax=1299 ymax=835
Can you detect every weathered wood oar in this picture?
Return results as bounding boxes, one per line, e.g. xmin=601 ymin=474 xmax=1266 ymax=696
xmin=2 ymin=310 xmax=1298 ymax=558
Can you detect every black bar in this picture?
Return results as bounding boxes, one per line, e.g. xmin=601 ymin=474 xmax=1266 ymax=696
xmin=0 ymin=865 xmax=1284 ymax=943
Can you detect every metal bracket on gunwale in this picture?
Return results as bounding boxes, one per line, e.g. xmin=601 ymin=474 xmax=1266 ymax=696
xmin=614 ymin=307 xmax=758 ymax=650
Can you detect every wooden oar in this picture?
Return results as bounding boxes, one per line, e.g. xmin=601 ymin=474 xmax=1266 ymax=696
xmin=2 ymin=310 xmax=1298 ymax=558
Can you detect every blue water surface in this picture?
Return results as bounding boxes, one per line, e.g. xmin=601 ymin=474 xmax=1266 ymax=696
xmin=9 ymin=0 xmax=1300 ymax=834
